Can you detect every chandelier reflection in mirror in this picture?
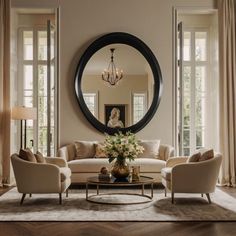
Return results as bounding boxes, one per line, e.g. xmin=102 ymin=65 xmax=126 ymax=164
xmin=102 ymin=48 xmax=123 ymax=86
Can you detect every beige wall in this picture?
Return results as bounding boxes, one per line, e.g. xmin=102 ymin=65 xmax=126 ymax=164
xmin=11 ymin=0 xmax=216 ymax=148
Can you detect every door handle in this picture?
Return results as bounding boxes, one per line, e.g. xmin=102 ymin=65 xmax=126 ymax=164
xmin=30 ymin=139 xmax=34 ymax=147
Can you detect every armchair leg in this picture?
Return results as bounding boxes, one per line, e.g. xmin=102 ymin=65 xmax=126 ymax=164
xmin=171 ymin=192 xmax=174 ymax=204
xmin=29 ymin=193 xmax=32 ymax=197
xmin=164 ymin=188 xmax=167 ymax=197
xmin=66 ymin=189 xmax=69 ymax=198
xmin=20 ymin=194 xmax=26 ymax=205
xmin=206 ymin=193 xmax=211 ymax=204
xmin=59 ymin=193 xmax=62 ymax=205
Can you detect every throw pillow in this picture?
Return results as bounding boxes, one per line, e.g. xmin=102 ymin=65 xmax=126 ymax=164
xmin=138 ymin=140 xmax=160 ymax=159
xmin=198 ymin=149 xmax=214 ymax=162
xmin=19 ymin=148 xmax=37 ymax=163
xmin=74 ymin=141 xmax=96 ymax=159
xmin=35 ymin=151 xmax=46 ymax=163
xmin=187 ymin=152 xmax=201 ymax=163
xmin=94 ymin=143 xmax=107 ymax=158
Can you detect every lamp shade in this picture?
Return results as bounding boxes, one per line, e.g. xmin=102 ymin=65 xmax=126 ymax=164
xmin=11 ymin=106 xmax=37 ymax=120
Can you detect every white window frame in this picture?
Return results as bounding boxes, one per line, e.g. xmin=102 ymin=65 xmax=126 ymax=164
xmin=132 ymin=92 xmax=147 ymax=124
xmin=83 ymin=92 xmax=99 ymax=119
xmin=180 ymin=27 xmax=209 ymax=155
xmin=18 ymin=25 xmax=57 ymax=155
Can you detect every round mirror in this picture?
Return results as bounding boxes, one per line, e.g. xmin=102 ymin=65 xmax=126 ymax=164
xmin=75 ymin=32 xmax=163 ymax=134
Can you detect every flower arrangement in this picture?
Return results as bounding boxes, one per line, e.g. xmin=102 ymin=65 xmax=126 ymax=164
xmin=103 ymin=131 xmax=144 ymax=163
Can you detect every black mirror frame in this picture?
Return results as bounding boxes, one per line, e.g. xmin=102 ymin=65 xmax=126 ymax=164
xmin=74 ymin=32 xmax=163 ymax=135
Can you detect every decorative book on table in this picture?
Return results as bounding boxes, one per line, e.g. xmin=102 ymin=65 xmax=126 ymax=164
xmin=98 ymin=173 xmax=111 ymax=180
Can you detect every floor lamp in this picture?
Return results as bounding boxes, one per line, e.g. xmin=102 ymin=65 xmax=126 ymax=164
xmin=11 ymin=106 xmax=37 ymax=149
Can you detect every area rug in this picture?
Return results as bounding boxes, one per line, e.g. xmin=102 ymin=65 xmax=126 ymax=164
xmin=0 ymin=187 xmax=236 ymax=221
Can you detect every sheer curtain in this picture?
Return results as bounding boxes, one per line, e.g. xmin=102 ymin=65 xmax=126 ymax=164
xmin=218 ymin=0 xmax=236 ymax=187
xmin=0 ymin=0 xmax=11 ymax=186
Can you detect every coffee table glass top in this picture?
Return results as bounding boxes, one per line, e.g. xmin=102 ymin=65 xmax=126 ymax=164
xmin=87 ymin=175 xmax=154 ymax=185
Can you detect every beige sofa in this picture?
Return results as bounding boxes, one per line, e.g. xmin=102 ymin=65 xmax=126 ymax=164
xmin=57 ymin=142 xmax=174 ymax=183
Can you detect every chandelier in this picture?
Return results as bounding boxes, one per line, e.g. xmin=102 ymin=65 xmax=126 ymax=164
xmin=102 ymin=48 xmax=123 ymax=86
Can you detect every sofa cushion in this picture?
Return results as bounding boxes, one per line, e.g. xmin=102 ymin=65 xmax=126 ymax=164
xmin=60 ymin=167 xmax=72 ymax=182
xmin=138 ymin=140 xmax=160 ymax=159
xmin=19 ymin=148 xmax=37 ymax=163
xmin=74 ymin=141 xmax=96 ymax=159
xmin=130 ymin=158 xmax=165 ymax=172
xmin=34 ymin=151 xmax=46 ymax=163
xmin=187 ymin=152 xmax=201 ymax=163
xmin=68 ymin=158 xmax=166 ymax=173
xmin=94 ymin=143 xmax=107 ymax=158
xmin=199 ymin=149 xmax=214 ymax=162
xmin=161 ymin=167 xmax=172 ymax=181
xmin=68 ymin=158 xmax=110 ymax=173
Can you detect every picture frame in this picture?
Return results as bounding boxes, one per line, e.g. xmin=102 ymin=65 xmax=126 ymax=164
xmin=105 ymin=104 xmax=126 ymax=128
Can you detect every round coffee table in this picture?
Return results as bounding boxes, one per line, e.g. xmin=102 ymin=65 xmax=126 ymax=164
xmin=86 ymin=175 xmax=154 ymax=205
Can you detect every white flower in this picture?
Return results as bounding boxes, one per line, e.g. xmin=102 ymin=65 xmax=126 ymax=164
xmin=112 ymin=151 xmax=118 ymax=158
xmin=104 ymin=131 xmax=144 ymax=162
xmin=117 ymin=144 xmax=123 ymax=152
xmin=128 ymin=145 xmax=134 ymax=152
xmin=123 ymin=151 xmax=129 ymax=157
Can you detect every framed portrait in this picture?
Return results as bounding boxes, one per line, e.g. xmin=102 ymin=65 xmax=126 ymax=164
xmin=105 ymin=104 xmax=126 ymax=128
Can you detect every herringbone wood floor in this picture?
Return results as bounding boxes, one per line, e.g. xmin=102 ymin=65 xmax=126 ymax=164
xmin=1 ymin=186 xmax=236 ymax=236
xmin=0 ymin=222 xmax=236 ymax=236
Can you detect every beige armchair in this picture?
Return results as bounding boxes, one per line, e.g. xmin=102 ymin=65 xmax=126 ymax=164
xmin=161 ymin=153 xmax=222 ymax=204
xmin=11 ymin=154 xmax=71 ymax=205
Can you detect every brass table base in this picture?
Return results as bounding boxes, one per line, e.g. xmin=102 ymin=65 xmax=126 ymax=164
xmin=86 ymin=181 xmax=154 ymax=205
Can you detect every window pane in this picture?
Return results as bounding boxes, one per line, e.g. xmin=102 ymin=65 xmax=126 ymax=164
xmin=183 ymin=96 xmax=190 ymax=126
xmin=38 ymin=127 xmax=47 ymax=156
xmin=24 ymin=90 xmax=33 ymax=96
xmin=183 ymin=32 xmax=191 ymax=61
xmin=196 ymin=129 xmax=204 ymax=148
xmin=196 ymin=66 xmax=206 ymax=92
xmin=38 ymin=94 xmax=47 ymax=156
xmin=38 ymin=65 xmax=47 ymax=96
xmin=27 ymin=119 xmax=33 ymax=127
xmin=23 ymin=31 xmax=33 ymax=60
xmin=38 ymin=31 xmax=47 ymax=60
xmin=26 ymin=128 xmax=34 ymax=149
xmin=195 ymin=66 xmax=206 ymax=128
xmin=133 ymin=94 xmax=146 ymax=124
xmin=196 ymin=95 xmax=205 ymax=126
xmin=38 ymin=97 xmax=47 ymax=126
xmin=83 ymin=93 xmax=96 ymax=116
xmin=24 ymin=65 xmax=33 ymax=90
xmin=183 ymin=148 xmax=190 ymax=156
xmin=183 ymin=66 xmax=191 ymax=126
xmin=183 ymin=66 xmax=191 ymax=92
xmin=195 ymin=96 xmax=202 ymax=125
xmin=195 ymin=32 xmax=207 ymax=61
xmin=24 ymin=97 xmax=33 ymax=107
xmin=183 ymin=129 xmax=190 ymax=146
